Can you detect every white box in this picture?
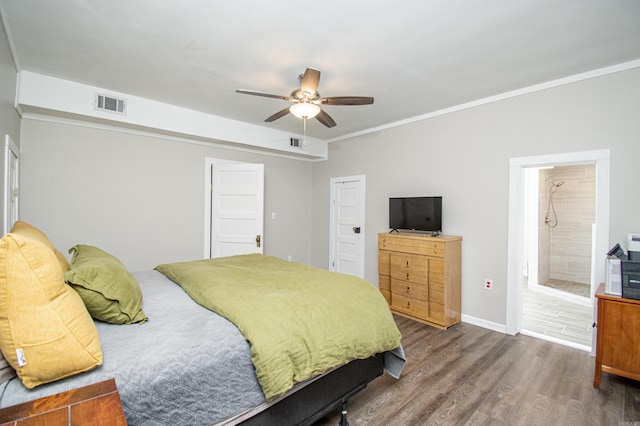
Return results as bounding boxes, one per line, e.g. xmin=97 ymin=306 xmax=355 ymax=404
xmin=605 ymin=257 xmax=622 ymax=296
xmin=627 ymin=233 xmax=640 ymax=252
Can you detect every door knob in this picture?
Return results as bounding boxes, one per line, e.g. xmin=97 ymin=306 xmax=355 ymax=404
xmin=352 ymin=227 xmax=361 ymax=234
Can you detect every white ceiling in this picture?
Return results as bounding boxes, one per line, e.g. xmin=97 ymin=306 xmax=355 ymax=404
xmin=2 ymin=0 xmax=640 ymax=140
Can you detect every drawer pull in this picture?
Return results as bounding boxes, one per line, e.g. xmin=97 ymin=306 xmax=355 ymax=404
xmin=406 ymin=273 xmax=410 ymax=280
xmin=406 ymin=301 xmax=411 ymax=309
xmin=433 ymin=249 xmax=438 ymax=254
xmin=406 ymin=260 xmax=410 ymax=267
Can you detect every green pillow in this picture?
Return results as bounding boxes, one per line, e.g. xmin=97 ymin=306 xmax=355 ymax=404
xmin=64 ymin=245 xmax=147 ymax=324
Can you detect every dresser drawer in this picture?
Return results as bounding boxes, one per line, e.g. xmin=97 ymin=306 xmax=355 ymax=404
xmin=429 ymin=282 xmax=445 ymax=304
xmin=429 ymin=258 xmax=444 ymax=285
xmin=379 ymin=274 xmax=390 ymax=291
xmin=378 ymin=251 xmax=390 ymax=275
xmin=429 ymin=302 xmax=445 ymax=322
xmin=391 ymin=278 xmax=428 ymax=301
xmin=391 ymin=294 xmax=428 ymax=318
xmin=379 ymin=235 xmax=445 ymax=257
xmin=380 ymin=289 xmax=391 ymax=305
xmin=390 ymin=253 xmax=428 ymax=284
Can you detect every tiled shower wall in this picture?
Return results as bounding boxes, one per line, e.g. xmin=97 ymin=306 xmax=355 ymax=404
xmin=538 ymin=165 xmax=596 ymax=285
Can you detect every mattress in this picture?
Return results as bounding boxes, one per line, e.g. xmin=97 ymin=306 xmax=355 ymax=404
xmin=1 ymin=267 xmax=405 ymax=425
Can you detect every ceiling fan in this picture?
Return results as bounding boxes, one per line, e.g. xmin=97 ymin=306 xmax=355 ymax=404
xmin=236 ymin=67 xmax=374 ymax=128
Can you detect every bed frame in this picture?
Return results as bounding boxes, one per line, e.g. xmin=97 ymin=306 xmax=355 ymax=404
xmin=236 ymin=353 xmax=384 ymax=425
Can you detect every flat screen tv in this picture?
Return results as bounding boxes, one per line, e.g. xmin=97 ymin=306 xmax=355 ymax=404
xmin=389 ymin=196 xmax=442 ymax=233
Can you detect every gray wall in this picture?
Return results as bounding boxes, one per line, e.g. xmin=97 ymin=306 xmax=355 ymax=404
xmin=0 ymin=15 xmax=21 ymax=235
xmin=310 ymin=67 xmax=640 ymax=326
xmin=19 ymin=119 xmax=313 ymax=271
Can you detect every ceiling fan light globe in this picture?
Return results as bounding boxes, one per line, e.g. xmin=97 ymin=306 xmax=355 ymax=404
xmin=290 ymin=102 xmax=321 ymax=119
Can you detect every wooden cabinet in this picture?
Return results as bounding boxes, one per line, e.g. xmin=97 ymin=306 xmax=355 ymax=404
xmin=378 ymin=233 xmax=461 ymax=329
xmin=594 ymin=284 xmax=640 ymax=387
xmin=0 ymin=379 xmax=127 ymax=425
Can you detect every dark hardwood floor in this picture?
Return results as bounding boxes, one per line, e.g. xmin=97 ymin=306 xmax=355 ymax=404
xmin=316 ymin=315 xmax=640 ymax=426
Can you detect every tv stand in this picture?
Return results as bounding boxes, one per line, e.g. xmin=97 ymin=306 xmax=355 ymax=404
xmin=378 ymin=233 xmax=461 ymax=329
xmin=390 ymin=228 xmax=399 ymax=233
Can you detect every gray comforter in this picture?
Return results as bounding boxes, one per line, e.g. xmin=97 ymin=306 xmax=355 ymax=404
xmin=0 ymin=270 xmax=266 ymax=425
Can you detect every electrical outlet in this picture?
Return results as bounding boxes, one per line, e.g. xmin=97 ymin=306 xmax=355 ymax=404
xmin=484 ymin=279 xmax=493 ymax=290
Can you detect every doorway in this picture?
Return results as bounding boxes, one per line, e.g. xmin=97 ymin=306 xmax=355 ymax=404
xmin=204 ymin=158 xmax=264 ymax=259
xmin=506 ymin=149 xmax=610 ymax=353
xmin=522 ymin=164 xmax=596 ymax=350
xmin=329 ymin=175 xmax=365 ymax=278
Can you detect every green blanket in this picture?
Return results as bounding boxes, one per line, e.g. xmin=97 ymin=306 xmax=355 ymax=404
xmin=155 ymin=254 xmax=401 ymax=400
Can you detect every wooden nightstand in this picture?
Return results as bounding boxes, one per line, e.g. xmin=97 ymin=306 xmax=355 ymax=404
xmin=0 ymin=379 xmax=127 ymax=425
xmin=594 ymin=284 xmax=640 ymax=387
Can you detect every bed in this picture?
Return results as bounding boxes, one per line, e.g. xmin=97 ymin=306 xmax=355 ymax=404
xmin=0 ymin=223 xmax=404 ymax=425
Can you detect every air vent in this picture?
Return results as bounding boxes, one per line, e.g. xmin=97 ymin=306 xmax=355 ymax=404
xmin=290 ymin=137 xmax=301 ymax=148
xmin=95 ymin=94 xmax=126 ymax=115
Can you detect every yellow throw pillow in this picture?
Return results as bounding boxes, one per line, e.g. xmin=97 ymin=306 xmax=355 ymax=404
xmin=10 ymin=221 xmax=70 ymax=272
xmin=0 ymin=233 xmax=102 ymax=388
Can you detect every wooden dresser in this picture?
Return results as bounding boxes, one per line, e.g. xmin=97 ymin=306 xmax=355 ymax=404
xmin=0 ymin=379 xmax=127 ymax=425
xmin=378 ymin=233 xmax=461 ymax=329
xmin=594 ymin=283 xmax=640 ymax=387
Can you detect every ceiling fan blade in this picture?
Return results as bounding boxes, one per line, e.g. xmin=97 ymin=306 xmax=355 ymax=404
xmin=319 ymin=96 xmax=374 ymax=105
xmin=315 ymin=109 xmax=337 ymax=128
xmin=264 ymin=107 xmax=291 ymax=122
xmin=300 ymin=68 xmax=321 ymax=96
xmin=236 ymin=89 xmax=292 ymax=101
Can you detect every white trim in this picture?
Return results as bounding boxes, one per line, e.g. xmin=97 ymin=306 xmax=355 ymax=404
xmin=3 ymin=135 xmax=19 ymax=234
xmin=329 ymin=175 xmax=366 ymax=278
xmin=461 ymin=314 xmax=506 ymax=334
xmin=328 ymin=60 xmax=640 ymax=143
xmin=506 ymin=149 xmax=610 ymax=337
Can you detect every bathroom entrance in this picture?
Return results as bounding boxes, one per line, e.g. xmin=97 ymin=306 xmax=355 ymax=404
xmin=522 ymin=163 xmax=596 ymax=350
xmin=506 ymin=149 xmax=610 ymax=353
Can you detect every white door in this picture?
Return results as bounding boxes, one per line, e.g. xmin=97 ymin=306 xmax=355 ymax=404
xmin=3 ymin=135 xmax=19 ymax=234
xmin=206 ymin=160 xmax=264 ymax=258
xmin=330 ymin=176 xmax=365 ymax=278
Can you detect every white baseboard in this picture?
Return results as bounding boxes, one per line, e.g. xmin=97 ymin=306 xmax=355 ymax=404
xmin=461 ymin=314 xmax=506 ymax=334
xmin=461 ymin=314 xmax=594 ymax=354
